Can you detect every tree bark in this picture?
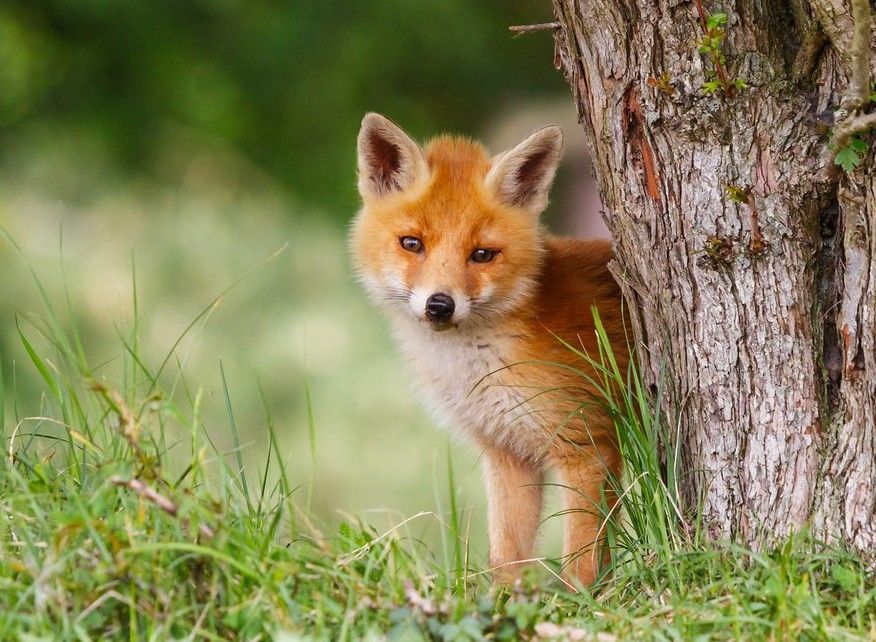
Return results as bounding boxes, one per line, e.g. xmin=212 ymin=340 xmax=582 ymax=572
xmin=551 ymin=0 xmax=875 ymax=553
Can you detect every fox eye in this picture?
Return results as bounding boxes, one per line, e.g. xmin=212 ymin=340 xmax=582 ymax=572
xmin=470 ymin=248 xmax=498 ymax=263
xmin=399 ymin=236 xmax=424 ymax=253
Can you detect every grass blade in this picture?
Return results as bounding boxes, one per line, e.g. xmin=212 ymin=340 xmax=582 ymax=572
xmin=219 ymin=360 xmax=251 ymax=513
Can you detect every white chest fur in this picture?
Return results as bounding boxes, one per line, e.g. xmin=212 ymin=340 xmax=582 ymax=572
xmin=390 ymin=317 xmax=547 ymax=460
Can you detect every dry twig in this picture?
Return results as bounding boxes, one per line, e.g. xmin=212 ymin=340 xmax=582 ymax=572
xmin=111 ymin=475 xmax=216 ymax=540
xmin=89 ymin=381 xmax=150 ymax=467
xmin=508 ymin=22 xmax=560 ymax=35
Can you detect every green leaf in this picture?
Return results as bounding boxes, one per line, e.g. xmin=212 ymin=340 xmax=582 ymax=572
xmin=835 ymin=145 xmax=863 ymax=172
xmin=17 ymin=320 xmax=62 ymax=403
xmin=707 ymin=12 xmax=728 ymax=29
xmin=702 ymin=80 xmax=721 ymax=95
xmin=458 ymin=616 xmax=485 ymax=640
xmin=725 ymin=185 xmax=748 ymax=203
xmin=849 ymin=136 xmax=869 ymax=153
xmin=831 ymin=564 xmax=859 ymax=592
xmin=439 ymin=622 xmax=461 ymax=641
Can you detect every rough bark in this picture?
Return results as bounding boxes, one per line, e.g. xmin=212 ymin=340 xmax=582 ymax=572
xmin=551 ymin=0 xmax=875 ymax=552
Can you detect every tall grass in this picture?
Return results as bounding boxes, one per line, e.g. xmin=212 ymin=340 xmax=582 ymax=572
xmin=1 ymin=235 xmax=873 ymax=640
xmin=574 ymin=308 xmax=691 ymax=564
xmin=0 ymin=234 xmax=490 ymax=639
xmin=541 ymin=305 xmax=692 ymax=582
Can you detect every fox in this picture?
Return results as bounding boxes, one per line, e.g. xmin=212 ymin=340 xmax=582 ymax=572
xmin=350 ymin=112 xmax=628 ymax=587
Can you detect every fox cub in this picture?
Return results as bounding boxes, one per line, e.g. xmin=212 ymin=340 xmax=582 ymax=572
xmin=350 ymin=113 xmax=627 ymax=587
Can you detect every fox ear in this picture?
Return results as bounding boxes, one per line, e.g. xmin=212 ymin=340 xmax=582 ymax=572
xmin=357 ymin=113 xmax=428 ymax=199
xmin=485 ymin=126 xmax=563 ymax=214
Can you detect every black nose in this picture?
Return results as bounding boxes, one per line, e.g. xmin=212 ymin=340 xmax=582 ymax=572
xmin=425 ymin=293 xmax=455 ymax=323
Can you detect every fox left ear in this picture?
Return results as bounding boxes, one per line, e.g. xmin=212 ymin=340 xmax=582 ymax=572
xmin=357 ymin=113 xmax=429 ymax=200
xmin=485 ymin=126 xmax=563 ymax=215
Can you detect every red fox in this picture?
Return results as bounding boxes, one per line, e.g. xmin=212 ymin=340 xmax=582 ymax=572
xmin=350 ymin=113 xmax=628 ymax=587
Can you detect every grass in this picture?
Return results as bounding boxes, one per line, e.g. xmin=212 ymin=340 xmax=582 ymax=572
xmin=1 ymin=241 xmax=874 ymax=641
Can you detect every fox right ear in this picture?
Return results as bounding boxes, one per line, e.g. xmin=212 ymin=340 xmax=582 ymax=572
xmin=485 ymin=126 xmax=563 ymax=215
xmin=357 ymin=113 xmax=428 ymax=200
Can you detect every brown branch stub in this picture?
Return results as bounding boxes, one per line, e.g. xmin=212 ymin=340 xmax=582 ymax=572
xmin=509 ymin=22 xmax=561 ymax=36
xmin=834 ymin=112 xmax=876 ymax=152
xmin=88 ymin=380 xmax=157 ymax=474
xmin=113 ymin=476 xmax=177 ymax=514
xmin=90 ymin=382 xmax=140 ymax=448
xmin=745 ymin=193 xmax=766 ymax=255
xmin=843 ymin=0 xmax=873 ymax=112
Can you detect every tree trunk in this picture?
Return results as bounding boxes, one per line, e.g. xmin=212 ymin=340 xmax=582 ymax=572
xmin=551 ymin=0 xmax=875 ymax=553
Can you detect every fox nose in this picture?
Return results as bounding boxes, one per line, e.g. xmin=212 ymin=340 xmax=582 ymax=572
xmin=425 ymin=293 xmax=455 ymax=323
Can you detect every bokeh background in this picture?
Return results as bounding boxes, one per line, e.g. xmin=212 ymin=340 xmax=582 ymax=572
xmin=0 ymin=1 xmax=603 ymax=557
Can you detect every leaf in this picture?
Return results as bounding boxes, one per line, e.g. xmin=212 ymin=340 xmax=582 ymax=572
xmin=835 ymin=145 xmax=863 ymax=173
xmin=69 ymin=429 xmax=101 ymax=453
xmin=702 ymin=80 xmax=721 ymax=95
xmin=831 ymin=564 xmax=859 ymax=591
xmin=707 ymin=12 xmax=728 ymax=29
xmin=439 ymin=622 xmax=461 ymax=641
xmin=458 ymin=616 xmax=485 ymax=640
xmin=725 ymin=184 xmax=749 ymax=203
xmin=849 ymin=136 xmax=869 ymax=153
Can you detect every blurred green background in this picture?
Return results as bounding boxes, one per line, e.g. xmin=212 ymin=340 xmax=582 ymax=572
xmin=0 ymin=1 xmax=598 ymax=557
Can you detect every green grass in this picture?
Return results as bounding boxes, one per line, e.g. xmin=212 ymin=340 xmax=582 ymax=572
xmin=1 ymin=244 xmax=874 ymax=641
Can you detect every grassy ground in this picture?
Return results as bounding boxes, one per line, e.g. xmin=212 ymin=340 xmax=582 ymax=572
xmin=1 ymin=235 xmax=874 ymax=641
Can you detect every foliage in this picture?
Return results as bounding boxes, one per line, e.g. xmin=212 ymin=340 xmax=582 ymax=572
xmin=697 ymin=11 xmax=747 ymax=96
xmin=646 ymin=73 xmax=674 ymax=95
xmin=724 ymin=184 xmax=750 ymax=204
xmin=0 ymin=0 xmax=566 ymax=216
xmin=553 ymin=309 xmax=689 ymax=568
xmin=834 ymin=135 xmax=870 ymax=173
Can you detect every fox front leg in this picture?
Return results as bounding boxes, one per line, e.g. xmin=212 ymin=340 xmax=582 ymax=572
xmin=553 ymin=449 xmax=619 ymax=588
xmin=481 ymin=446 xmax=544 ymax=583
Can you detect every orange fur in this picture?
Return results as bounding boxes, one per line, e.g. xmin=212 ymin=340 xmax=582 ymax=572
xmin=351 ymin=114 xmax=627 ymax=588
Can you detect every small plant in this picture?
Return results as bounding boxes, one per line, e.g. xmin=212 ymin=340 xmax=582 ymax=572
xmin=725 ymin=183 xmax=750 ymax=203
xmin=700 ymin=234 xmax=735 ymax=266
xmin=722 ymin=184 xmax=768 ymax=256
xmin=695 ymin=8 xmax=747 ymax=96
xmin=646 ymin=72 xmax=675 ymax=95
xmin=833 ymin=133 xmax=870 ymax=173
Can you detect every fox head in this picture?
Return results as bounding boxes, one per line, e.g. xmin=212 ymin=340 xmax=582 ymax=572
xmin=350 ymin=112 xmax=562 ymax=331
